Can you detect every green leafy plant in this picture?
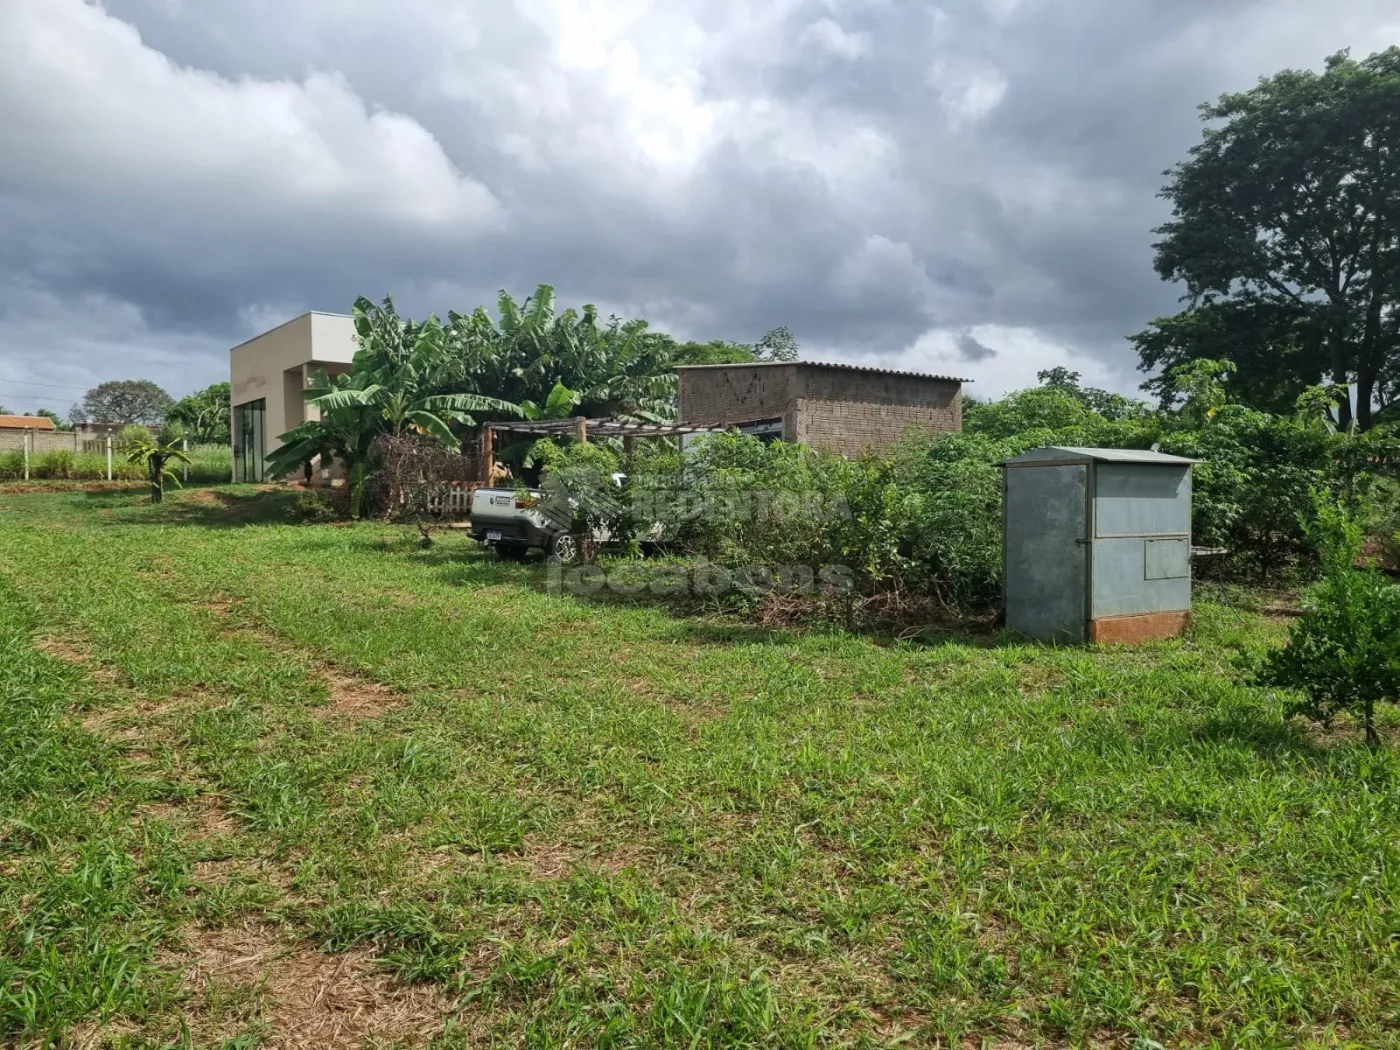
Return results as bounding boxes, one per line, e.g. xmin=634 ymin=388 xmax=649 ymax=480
xmin=124 ymin=437 xmax=190 ymax=504
xmin=33 ymin=451 xmax=76 ymax=480
xmin=1256 ymin=493 xmax=1400 ymax=746
xmin=294 ymin=487 xmax=337 ymax=523
xmin=166 ymin=382 xmax=232 ymax=445
xmin=530 ymin=440 xmax=623 ymax=562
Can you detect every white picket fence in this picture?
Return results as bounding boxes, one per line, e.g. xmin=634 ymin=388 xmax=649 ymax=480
xmin=404 ymin=482 xmax=477 ymax=519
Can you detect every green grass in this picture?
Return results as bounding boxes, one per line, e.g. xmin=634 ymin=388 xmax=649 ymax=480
xmin=0 ymin=486 xmax=1397 ymax=1048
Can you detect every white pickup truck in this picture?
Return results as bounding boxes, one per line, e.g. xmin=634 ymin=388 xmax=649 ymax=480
xmin=468 ymin=486 xmax=568 ymax=559
xmin=469 ymin=473 xmax=634 ymax=562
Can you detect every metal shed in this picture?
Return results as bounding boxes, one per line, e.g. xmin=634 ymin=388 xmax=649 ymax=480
xmin=1001 ymin=447 xmax=1199 ymax=644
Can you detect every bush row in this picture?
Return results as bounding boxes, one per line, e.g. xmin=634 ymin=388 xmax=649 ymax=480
xmin=0 ymin=446 xmax=233 ymax=484
xmin=540 ymin=385 xmax=1399 ymax=615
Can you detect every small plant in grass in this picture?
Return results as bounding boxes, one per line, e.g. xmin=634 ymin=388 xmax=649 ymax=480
xmin=125 ymin=437 xmax=191 ymax=504
xmin=1255 ymin=493 xmax=1400 ymax=746
xmin=294 ymin=487 xmax=337 ymax=523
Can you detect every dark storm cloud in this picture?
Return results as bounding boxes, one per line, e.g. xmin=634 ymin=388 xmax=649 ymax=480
xmin=1 ymin=0 xmax=1397 ymax=412
xmin=957 ymin=333 xmax=997 ymax=362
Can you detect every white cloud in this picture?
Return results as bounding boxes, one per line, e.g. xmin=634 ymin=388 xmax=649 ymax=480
xmin=0 ymin=0 xmax=501 ymax=230
xmin=4 ymin=0 xmax=1398 ymax=403
xmin=890 ymin=324 xmax=1133 ymax=398
xmin=928 ymin=61 xmax=1008 ymax=128
xmin=800 ymin=18 xmax=870 ymax=60
xmin=833 ymin=235 xmax=933 ymax=306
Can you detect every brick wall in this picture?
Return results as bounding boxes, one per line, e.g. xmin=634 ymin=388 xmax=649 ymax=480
xmin=678 ymin=363 xmax=962 ymax=456
xmin=795 ymin=396 xmax=961 ymax=456
xmin=677 ymin=364 xmax=799 ymax=440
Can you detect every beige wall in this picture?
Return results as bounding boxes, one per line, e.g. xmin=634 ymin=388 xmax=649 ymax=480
xmin=0 ymin=430 xmax=82 ymax=453
xmin=229 ymin=312 xmax=357 ymax=461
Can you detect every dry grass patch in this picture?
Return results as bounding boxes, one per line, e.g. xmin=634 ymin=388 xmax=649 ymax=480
xmin=175 ymin=922 xmax=458 ymax=1049
xmin=136 ymin=794 xmax=241 ymax=841
xmin=317 ymin=667 xmax=402 ymax=722
xmin=38 ymin=636 xmax=118 ymax=680
xmin=513 ymin=831 xmax=654 ymax=881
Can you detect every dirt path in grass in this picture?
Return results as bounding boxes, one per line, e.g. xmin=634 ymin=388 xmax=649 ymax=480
xmin=35 ymin=627 xmax=462 ymax=1048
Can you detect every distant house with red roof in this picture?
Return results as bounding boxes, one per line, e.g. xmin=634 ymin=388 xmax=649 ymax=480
xmin=0 ymin=415 xmax=57 ymax=432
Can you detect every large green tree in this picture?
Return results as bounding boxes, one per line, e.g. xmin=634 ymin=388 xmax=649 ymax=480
xmin=167 ymin=382 xmax=231 ymax=444
xmin=1140 ymin=48 xmax=1400 ymax=429
xmin=71 ymin=379 xmax=174 ymax=426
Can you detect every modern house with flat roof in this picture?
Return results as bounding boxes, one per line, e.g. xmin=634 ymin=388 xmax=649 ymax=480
xmin=228 ymin=312 xmax=357 ymax=481
xmin=677 ymin=360 xmax=966 ymax=457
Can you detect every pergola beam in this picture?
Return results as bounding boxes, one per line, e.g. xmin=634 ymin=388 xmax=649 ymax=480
xmin=488 ymin=418 xmax=732 ymax=439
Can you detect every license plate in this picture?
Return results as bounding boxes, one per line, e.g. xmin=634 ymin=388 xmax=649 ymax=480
xmin=486 ymin=530 xmax=503 ymax=542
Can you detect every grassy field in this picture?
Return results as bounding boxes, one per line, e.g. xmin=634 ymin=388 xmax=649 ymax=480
xmin=1 ymin=485 xmax=1397 ymax=1049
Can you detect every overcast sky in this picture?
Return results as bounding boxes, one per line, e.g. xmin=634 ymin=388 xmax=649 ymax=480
xmin=1 ymin=0 xmax=1397 ymax=415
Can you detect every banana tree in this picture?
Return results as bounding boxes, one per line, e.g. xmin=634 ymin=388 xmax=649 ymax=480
xmin=125 ymin=436 xmax=191 ymax=504
xmin=443 ymin=285 xmax=678 ymax=421
xmin=269 ymin=331 xmax=522 ymax=518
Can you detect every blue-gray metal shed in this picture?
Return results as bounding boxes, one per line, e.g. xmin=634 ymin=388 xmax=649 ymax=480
xmin=1001 ymin=447 xmax=1199 ymax=643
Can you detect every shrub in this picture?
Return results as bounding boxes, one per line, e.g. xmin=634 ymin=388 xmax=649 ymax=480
xmin=629 ymin=432 xmax=1005 ymax=614
xmin=185 ymin=444 xmax=232 ymax=485
xmin=33 ymin=451 xmax=76 ymax=480
xmin=1255 ymin=494 xmax=1400 ymax=746
xmin=0 ymin=451 xmax=24 ymax=480
xmin=295 ymin=487 xmax=337 ymax=523
xmin=1366 ymin=477 xmax=1400 ymax=570
xmin=116 ymin=424 xmax=152 ymax=450
xmin=1159 ymin=406 xmax=1340 ymax=576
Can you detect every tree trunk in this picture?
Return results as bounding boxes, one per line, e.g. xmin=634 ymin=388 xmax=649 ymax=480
xmin=1366 ymin=698 xmax=1379 ymax=748
xmin=149 ymin=456 xmax=163 ymax=504
xmin=1328 ymin=329 xmax=1354 ymax=430
xmin=1355 ymin=278 xmax=1386 ymax=432
xmin=1356 ymin=370 xmax=1375 ymax=431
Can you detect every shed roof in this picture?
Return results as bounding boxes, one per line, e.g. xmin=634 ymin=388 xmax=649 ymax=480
xmin=0 ymin=415 xmax=56 ymax=431
xmin=675 ymin=360 xmax=970 ymax=384
xmin=1001 ymin=446 xmax=1198 ymax=466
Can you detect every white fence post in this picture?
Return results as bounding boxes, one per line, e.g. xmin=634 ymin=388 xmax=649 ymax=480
xmin=106 ymin=436 xmax=113 ymax=481
xmin=23 ymin=430 xmax=30 ymax=481
xmin=182 ymin=437 xmax=189 ymax=483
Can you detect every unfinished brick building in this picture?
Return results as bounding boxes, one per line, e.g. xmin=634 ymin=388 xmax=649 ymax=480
xmin=676 ymin=361 xmax=965 ymax=457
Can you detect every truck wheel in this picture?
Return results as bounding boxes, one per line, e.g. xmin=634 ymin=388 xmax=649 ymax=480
xmin=551 ymin=533 xmax=580 ymax=564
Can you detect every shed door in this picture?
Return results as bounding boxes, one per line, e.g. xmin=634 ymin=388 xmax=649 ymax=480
xmin=1004 ymin=465 xmax=1087 ymax=642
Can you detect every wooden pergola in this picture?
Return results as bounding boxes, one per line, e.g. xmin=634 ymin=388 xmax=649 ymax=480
xmin=478 ymin=417 xmax=733 ymax=481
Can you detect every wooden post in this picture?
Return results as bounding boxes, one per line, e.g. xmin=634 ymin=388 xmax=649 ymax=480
xmin=622 ymin=435 xmax=635 ymax=459
xmin=480 ymin=426 xmax=496 ymax=482
xmin=23 ymin=430 xmax=30 ymax=481
xmin=574 ymin=416 xmax=588 ymax=444
xmin=182 ymin=437 xmax=189 ymax=482
xmin=106 ymin=435 xmax=113 ymax=481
